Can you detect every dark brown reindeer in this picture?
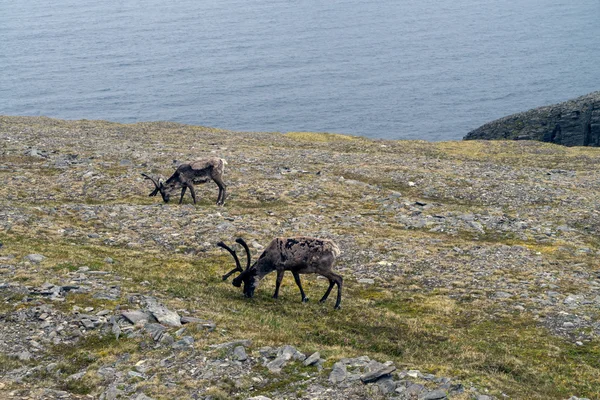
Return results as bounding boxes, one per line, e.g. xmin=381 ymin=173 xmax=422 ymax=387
xmin=218 ymin=237 xmax=343 ymax=309
xmin=142 ymin=157 xmax=227 ymax=205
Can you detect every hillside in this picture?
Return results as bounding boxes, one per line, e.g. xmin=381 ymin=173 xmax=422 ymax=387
xmin=1 ymin=116 xmax=600 ymax=400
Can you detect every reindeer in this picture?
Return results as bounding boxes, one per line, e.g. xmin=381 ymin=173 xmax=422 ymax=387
xmin=142 ymin=157 xmax=227 ymax=205
xmin=217 ymin=237 xmax=343 ymax=309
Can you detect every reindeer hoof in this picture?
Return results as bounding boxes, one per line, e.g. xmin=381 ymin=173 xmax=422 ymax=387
xmin=302 ymin=297 xmax=309 ymax=303
xmin=221 ymin=275 xmax=228 ymax=281
xmin=272 ymin=295 xmax=278 ymax=299
xmin=334 ymin=304 xmax=341 ymax=310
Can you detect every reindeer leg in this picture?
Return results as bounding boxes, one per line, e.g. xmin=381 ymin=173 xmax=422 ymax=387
xmin=187 ymin=184 xmax=197 ymax=204
xmin=213 ymin=176 xmax=227 ymax=205
xmin=273 ymin=270 xmax=285 ymax=299
xmin=333 ymin=273 xmax=343 ymax=309
xmin=319 ymin=272 xmax=343 ymax=309
xmin=292 ymin=271 xmax=308 ymax=302
xmin=319 ymin=279 xmax=335 ymax=303
xmin=179 ymin=186 xmax=187 ymax=204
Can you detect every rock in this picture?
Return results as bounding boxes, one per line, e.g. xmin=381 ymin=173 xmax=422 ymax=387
xmin=144 ymin=297 xmax=181 ymax=327
xmin=422 ymin=389 xmax=448 ymax=400
xmin=464 ymin=91 xmax=600 ymax=147
xmin=277 ymin=344 xmax=306 ymax=361
xmin=66 ymin=370 xmax=86 ymax=381
xmin=121 ymin=310 xmax=154 ymax=324
xmin=144 ymin=323 xmax=167 ymax=341
xmin=25 ymin=148 xmax=48 ymax=158
xmin=131 ymin=394 xmax=154 ymax=400
xmin=180 ymin=316 xmax=216 ymax=330
xmin=247 ymin=397 xmax=272 ymax=400
xmin=329 ymin=362 xmax=347 ymax=384
xmin=406 ymin=383 xmax=425 ymax=397
xmin=377 ymin=376 xmax=397 ymax=394
xmin=171 ymin=336 xmax=194 ymax=349
xmin=17 ymin=351 xmax=32 ymax=361
xmin=360 ymin=364 xmax=396 ymax=383
xmin=25 ymin=254 xmax=45 ymax=263
xmin=233 ymin=346 xmax=248 ymax=361
xmin=358 ymin=278 xmax=375 ymax=284
xmin=266 ymin=356 xmax=288 ymax=373
xmin=407 ymin=369 xmax=422 ymax=378
xmin=303 ymin=351 xmax=321 ymax=366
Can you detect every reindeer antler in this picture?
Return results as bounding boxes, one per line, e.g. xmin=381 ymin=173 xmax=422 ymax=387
xmin=217 ymin=241 xmax=244 ymax=280
xmin=235 ymin=238 xmax=252 ymax=270
xmin=141 ymin=173 xmax=161 ymax=197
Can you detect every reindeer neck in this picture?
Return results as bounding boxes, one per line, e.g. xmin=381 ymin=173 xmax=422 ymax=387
xmin=255 ymin=258 xmax=276 ymax=280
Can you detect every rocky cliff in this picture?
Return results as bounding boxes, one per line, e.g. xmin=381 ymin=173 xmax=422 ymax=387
xmin=464 ymin=91 xmax=600 ymax=146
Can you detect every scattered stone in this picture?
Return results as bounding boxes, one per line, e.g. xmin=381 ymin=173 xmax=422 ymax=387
xmin=422 ymin=389 xmax=448 ymax=400
xmin=122 ymin=310 xmax=154 ymax=324
xmin=171 ymin=336 xmax=194 ymax=349
xmin=303 ymin=351 xmax=321 ymax=366
xmin=233 ymin=346 xmax=248 ymax=361
xmin=25 ymin=254 xmax=45 ymax=263
xmin=358 ymin=278 xmax=375 ymax=284
xmin=360 ymin=364 xmax=396 ymax=383
xmin=329 ymin=362 xmax=347 ymax=384
xmin=144 ymin=297 xmax=182 ymax=327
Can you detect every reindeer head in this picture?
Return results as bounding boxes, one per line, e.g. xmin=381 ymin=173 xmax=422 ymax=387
xmin=218 ymin=238 xmax=259 ymax=298
xmin=142 ymin=173 xmax=174 ymax=203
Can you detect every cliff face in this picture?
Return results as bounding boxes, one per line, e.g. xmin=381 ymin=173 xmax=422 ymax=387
xmin=464 ymin=91 xmax=600 ymax=146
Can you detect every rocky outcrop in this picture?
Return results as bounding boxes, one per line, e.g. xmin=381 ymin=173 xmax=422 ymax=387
xmin=464 ymin=91 xmax=600 ymax=146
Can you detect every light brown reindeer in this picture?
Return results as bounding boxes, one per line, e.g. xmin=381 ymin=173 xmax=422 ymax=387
xmin=142 ymin=157 xmax=227 ymax=205
xmin=218 ymin=237 xmax=343 ymax=309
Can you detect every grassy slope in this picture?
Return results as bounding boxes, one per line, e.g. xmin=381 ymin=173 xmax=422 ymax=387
xmin=1 ymin=117 xmax=599 ymax=398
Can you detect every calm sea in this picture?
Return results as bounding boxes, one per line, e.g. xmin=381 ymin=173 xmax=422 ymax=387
xmin=1 ymin=0 xmax=599 ymax=141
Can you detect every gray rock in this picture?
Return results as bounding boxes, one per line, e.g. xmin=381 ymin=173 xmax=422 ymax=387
xmin=144 ymin=298 xmax=181 ymax=327
xmin=329 ymin=361 xmax=347 ymax=384
xmin=406 ymin=383 xmax=425 ymax=397
xmin=66 ymin=370 xmax=86 ymax=381
xmin=303 ymin=351 xmax=321 ymax=366
xmin=247 ymin=397 xmax=272 ymax=400
xmin=25 ymin=254 xmax=45 ymax=263
xmin=171 ymin=336 xmax=194 ymax=349
xmin=233 ymin=345 xmax=248 ymax=361
xmin=180 ymin=316 xmax=216 ymax=330
xmin=377 ymin=376 xmax=397 ymax=394
xmin=160 ymin=333 xmax=174 ymax=345
xmin=100 ymin=384 xmax=122 ymax=400
xmin=131 ymin=394 xmax=154 ymax=400
xmin=277 ymin=344 xmax=305 ymax=361
xmin=360 ymin=364 xmax=396 ymax=383
xmin=17 ymin=351 xmax=32 ymax=361
xmin=121 ymin=310 xmax=154 ymax=324
xmin=144 ymin=323 xmax=167 ymax=341
xmin=358 ymin=278 xmax=375 ymax=284
xmin=464 ymin=91 xmax=600 ymax=147
xmin=421 ymin=389 xmax=448 ymax=400
xmin=266 ymin=356 xmax=289 ymax=373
